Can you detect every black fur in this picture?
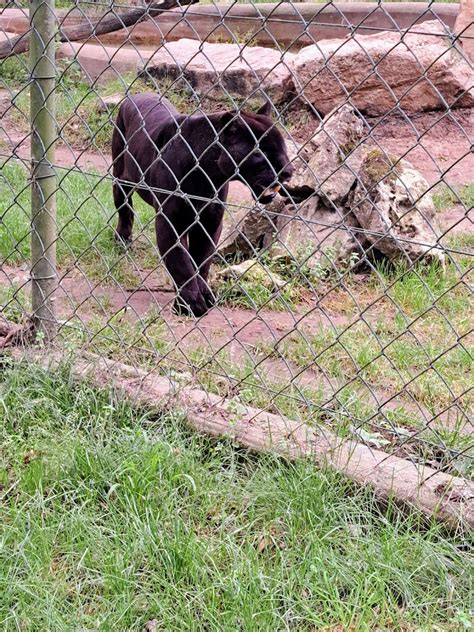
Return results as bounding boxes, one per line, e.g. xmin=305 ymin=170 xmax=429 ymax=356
xmin=112 ymin=93 xmax=293 ymax=316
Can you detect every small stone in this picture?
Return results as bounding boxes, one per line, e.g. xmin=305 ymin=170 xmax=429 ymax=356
xmin=96 ymin=93 xmax=124 ymax=113
xmin=216 ymin=260 xmax=286 ymax=290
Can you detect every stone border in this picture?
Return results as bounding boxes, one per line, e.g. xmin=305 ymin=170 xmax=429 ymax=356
xmin=0 ymin=3 xmax=460 ymax=49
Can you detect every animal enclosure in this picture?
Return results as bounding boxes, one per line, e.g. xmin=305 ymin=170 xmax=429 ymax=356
xmin=0 ymin=0 xmax=472 ymax=517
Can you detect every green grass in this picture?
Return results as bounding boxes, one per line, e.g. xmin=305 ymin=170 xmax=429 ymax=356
xmin=5 ymin=60 xmax=228 ymax=152
xmin=0 ymin=360 xmax=471 ymax=630
xmin=433 ymin=183 xmax=474 ymax=211
xmin=370 ymin=259 xmax=473 ymax=318
xmin=50 ymin=310 xmax=472 ymax=473
xmin=6 ymin=63 xmax=148 ymax=151
xmin=0 ymin=56 xmax=30 ymax=89
xmin=274 ymin=317 xmax=472 ymax=408
xmin=267 ymin=261 xmax=473 ymax=407
xmin=0 ymin=160 xmax=158 ymax=283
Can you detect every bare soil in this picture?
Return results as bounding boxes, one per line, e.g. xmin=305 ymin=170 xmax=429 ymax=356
xmin=439 ymin=205 xmax=473 ymax=237
xmin=291 ymin=107 xmax=474 ymax=187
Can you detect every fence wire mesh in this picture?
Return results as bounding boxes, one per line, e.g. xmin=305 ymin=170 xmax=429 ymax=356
xmin=0 ymin=0 xmax=472 ymax=479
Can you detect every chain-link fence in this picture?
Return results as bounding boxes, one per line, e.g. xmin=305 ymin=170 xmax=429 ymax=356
xmin=0 ymin=0 xmax=472 ymax=487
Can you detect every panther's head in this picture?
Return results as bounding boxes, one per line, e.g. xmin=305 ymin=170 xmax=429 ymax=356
xmin=217 ymin=101 xmax=293 ymax=204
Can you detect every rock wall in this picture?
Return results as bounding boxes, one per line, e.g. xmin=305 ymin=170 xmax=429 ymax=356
xmin=287 ymin=20 xmax=474 ymax=115
xmin=138 ymin=20 xmax=474 ymax=114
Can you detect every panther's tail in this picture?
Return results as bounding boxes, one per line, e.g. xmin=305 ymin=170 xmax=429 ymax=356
xmin=111 ymin=105 xmax=127 ymax=178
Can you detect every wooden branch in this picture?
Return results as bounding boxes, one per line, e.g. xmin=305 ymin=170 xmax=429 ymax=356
xmin=10 ymin=349 xmax=474 ymax=529
xmin=0 ymin=0 xmax=198 ymax=60
xmin=0 ymin=318 xmax=34 ymax=348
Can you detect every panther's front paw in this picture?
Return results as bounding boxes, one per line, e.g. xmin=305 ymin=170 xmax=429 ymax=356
xmin=173 ymin=291 xmax=209 ymax=318
xmin=198 ymin=279 xmax=216 ymax=309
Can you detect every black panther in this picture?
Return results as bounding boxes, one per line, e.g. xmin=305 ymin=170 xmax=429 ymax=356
xmin=112 ymin=93 xmax=293 ymax=316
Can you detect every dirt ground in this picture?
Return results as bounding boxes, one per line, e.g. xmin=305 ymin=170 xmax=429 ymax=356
xmin=0 ymin=250 xmax=471 ymax=440
xmin=1 ymin=97 xmax=472 ymax=441
xmin=291 ymin=107 xmax=474 ymax=187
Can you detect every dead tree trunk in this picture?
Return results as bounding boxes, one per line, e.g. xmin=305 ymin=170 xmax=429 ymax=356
xmin=0 ymin=0 xmax=198 ymax=60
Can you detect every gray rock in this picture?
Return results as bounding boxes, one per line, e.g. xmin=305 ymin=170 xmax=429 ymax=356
xmin=276 ymin=148 xmax=445 ymax=270
xmin=218 ymin=198 xmax=284 ymax=259
xmin=57 ymin=42 xmax=153 ymax=84
xmin=285 ymin=104 xmax=365 ymax=204
xmin=218 ymin=106 xmax=445 ymax=270
xmin=218 ymin=105 xmax=369 ymax=268
xmin=216 ymin=260 xmax=286 ymax=290
xmin=349 ymin=150 xmax=446 ymax=266
xmin=141 ymin=38 xmax=295 ymax=101
xmin=271 ymin=196 xmax=364 ymax=274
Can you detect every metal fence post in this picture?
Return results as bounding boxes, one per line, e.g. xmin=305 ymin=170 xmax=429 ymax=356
xmin=29 ymin=0 xmax=57 ymax=341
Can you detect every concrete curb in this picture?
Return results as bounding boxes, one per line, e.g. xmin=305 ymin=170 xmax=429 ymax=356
xmin=0 ymin=3 xmax=460 ymax=49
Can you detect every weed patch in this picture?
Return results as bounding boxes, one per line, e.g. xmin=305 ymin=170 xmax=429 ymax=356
xmin=433 ymin=183 xmax=474 ymax=211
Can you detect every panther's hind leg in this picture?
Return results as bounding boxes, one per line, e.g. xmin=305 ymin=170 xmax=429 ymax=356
xmin=113 ymin=181 xmax=135 ymax=244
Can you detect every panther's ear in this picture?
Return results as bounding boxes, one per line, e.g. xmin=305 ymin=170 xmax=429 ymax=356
xmin=220 ymin=111 xmax=241 ymax=134
xmin=256 ymin=100 xmax=272 ymax=118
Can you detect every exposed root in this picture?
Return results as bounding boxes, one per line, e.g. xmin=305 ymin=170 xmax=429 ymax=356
xmin=0 ymin=318 xmax=35 ymax=349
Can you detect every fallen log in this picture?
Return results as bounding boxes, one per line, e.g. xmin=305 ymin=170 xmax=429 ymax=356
xmin=0 ymin=0 xmax=198 ymax=60
xmin=9 ymin=349 xmax=474 ymax=529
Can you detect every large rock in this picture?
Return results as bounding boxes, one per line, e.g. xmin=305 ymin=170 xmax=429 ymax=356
xmin=349 ymin=150 xmax=446 ymax=266
xmin=58 ymin=42 xmax=154 ymax=83
xmin=286 ymin=104 xmax=365 ymax=204
xmin=218 ymin=199 xmax=283 ymax=259
xmin=276 ymin=148 xmax=445 ymax=270
xmin=218 ymin=194 xmax=366 ymax=273
xmin=288 ymin=20 xmax=474 ymax=115
xmin=219 ymin=106 xmax=445 ymax=270
xmin=455 ymin=0 xmax=474 ymax=62
xmin=219 ymin=105 xmax=367 ymax=262
xmin=140 ymin=38 xmax=295 ymax=101
xmin=272 ymin=198 xmax=365 ymax=273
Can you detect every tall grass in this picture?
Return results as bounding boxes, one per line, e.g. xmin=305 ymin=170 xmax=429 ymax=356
xmin=0 ymin=361 xmax=471 ymax=630
xmin=0 ymin=161 xmax=157 ymax=282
